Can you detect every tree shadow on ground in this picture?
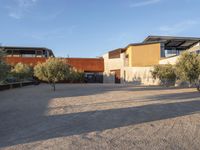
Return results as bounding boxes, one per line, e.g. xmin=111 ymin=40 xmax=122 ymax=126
xmin=146 ymin=91 xmax=200 ymax=101
xmin=0 ymin=84 xmax=199 ymax=148
xmin=45 ymin=84 xmax=192 ymax=98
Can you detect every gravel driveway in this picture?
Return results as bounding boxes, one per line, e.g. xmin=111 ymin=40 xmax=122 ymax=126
xmin=0 ymin=84 xmax=200 ymax=150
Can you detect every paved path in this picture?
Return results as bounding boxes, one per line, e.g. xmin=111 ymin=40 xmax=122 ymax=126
xmin=0 ymin=84 xmax=200 ymax=150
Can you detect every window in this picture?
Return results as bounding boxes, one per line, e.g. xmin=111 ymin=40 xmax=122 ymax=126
xmin=36 ymin=50 xmax=43 ymax=57
xmin=125 ymin=54 xmax=129 ymax=66
xmin=160 ymin=43 xmax=165 ymax=57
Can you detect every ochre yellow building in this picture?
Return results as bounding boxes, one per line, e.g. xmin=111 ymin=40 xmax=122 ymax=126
xmin=125 ymin=43 xmax=161 ymax=67
xmin=103 ymin=35 xmax=200 ymax=84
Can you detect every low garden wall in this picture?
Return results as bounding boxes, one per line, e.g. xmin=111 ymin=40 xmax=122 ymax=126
xmin=0 ymin=81 xmax=35 ymax=91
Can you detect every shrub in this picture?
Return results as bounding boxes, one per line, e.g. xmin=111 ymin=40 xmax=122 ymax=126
xmin=68 ymin=69 xmax=85 ymax=83
xmin=0 ymin=62 xmax=10 ymax=84
xmin=175 ymin=51 xmax=200 ymax=88
xmin=151 ymin=64 xmax=176 ymax=86
xmin=0 ymin=50 xmax=10 ymax=84
xmin=11 ymin=63 xmax=33 ymax=80
xmin=34 ymin=58 xmax=70 ymax=91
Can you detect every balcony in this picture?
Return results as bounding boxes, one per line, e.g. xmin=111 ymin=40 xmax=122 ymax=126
xmin=161 ymin=49 xmax=183 ymax=58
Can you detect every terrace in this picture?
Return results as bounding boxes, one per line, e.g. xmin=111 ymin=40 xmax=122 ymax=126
xmin=143 ymin=35 xmax=200 ymax=58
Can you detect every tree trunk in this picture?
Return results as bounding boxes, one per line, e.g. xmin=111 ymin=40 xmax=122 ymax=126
xmin=189 ymin=79 xmax=192 ymax=88
xmin=52 ymin=82 xmax=56 ymax=91
xmin=197 ymin=85 xmax=200 ymax=92
xmin=49 ymin=81 xmax=56 ymax=91
xmin=195 ymin=80 xmax=200 ymax=92
xmin=196 ymin=81 xmax=200 ymax=92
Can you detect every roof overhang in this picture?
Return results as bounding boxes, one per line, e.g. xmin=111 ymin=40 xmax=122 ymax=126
xmin=143 ymin=35 xmax=200 ymax=50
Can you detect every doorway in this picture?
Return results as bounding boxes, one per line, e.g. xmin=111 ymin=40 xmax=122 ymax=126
xmin=111 ymin=69 xmax=121 ymax=83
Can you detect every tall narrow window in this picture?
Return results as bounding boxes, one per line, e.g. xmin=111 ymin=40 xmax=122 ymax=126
xmin=160 ymin=43 xmax=165 ymax=57
xmin=125 ymin=54 xmax=129 ymax=66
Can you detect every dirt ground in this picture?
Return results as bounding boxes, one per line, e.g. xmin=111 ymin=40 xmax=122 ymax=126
xmin=0 ymin=84 xmax=200 ymax=150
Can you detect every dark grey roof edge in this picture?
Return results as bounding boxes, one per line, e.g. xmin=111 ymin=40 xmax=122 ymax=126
xmin=108 ymin=48 xmax=125 ymax=53
xmin=108 ymin=35 xmax=200 ymax=53
xmin=0 ymin=46 xmax=51 ymax=50
xmin=143 ymin=35 xmax=200 ymax=43
xmin=108 ymin=41 xmax=161 ymax=53
xmin=125 ymin=41 xmax=162 ymax=48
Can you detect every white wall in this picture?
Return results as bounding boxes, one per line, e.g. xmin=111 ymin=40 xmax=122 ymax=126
xmin=124 ymin=67 xmax=159 ymax=85
xmin=103 ymin=53 xmax=125 ymax=83
xmin=188 ymin=42 xmax=200 ymax=52
xmin=159 ymin=56 xmax=179 ymax=65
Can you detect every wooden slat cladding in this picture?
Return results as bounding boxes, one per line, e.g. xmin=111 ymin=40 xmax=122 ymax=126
xmin=108 ymin=49 xmax=123 ymax=59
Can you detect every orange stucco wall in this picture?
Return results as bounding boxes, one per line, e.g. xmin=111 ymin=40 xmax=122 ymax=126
xmin=126 ymin=43 xmax=161 ymax=67
xmin=5 ymin=57 xmax=47 ymax=66
xmin=5 ymin=57 xmax=104 ymax=72
xmin=67 ymin=58 xmax=104 ymax=72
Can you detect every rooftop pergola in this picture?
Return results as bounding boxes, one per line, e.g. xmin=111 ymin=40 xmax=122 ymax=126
xmin=143 ymin=36 xmax=200 ymax=50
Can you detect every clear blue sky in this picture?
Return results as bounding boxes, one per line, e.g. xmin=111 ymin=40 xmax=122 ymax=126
xmin=0 ymin=0 xmax=200 ymax=57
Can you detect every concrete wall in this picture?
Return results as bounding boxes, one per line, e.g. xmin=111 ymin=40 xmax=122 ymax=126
xmin=159 ymin=56 xmax=179 ymax=65
xmin=188 ymin=42 xmax=200 ymax=52
xmin=123 ymin=67 xmax=159 ymax=85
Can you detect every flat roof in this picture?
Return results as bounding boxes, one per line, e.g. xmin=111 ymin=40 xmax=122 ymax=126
xmin=0 ymin=46 xmax=51 ymax=51
xmin=0 ymin=46 xmax=54 ymax=56
xmin=143 ymin=35 xmax=200 ymax=50
xmin=108 ymin=41 xmax=161 ymax=53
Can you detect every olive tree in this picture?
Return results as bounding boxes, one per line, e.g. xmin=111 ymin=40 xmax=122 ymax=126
xmin=68 ymin=69 xmax=85 ymax=83
xmin=11 ymin=62 xmax=33 ymax=80
xmin=151 ymin=64 xmax=176 ymax=86
xmin=34 ymin=58 xmax=70 ymax=91
xmin=0 ymin=49 xmax=10 ymax=84
xmin=175 ymin=51 xmax=200 ymax=90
